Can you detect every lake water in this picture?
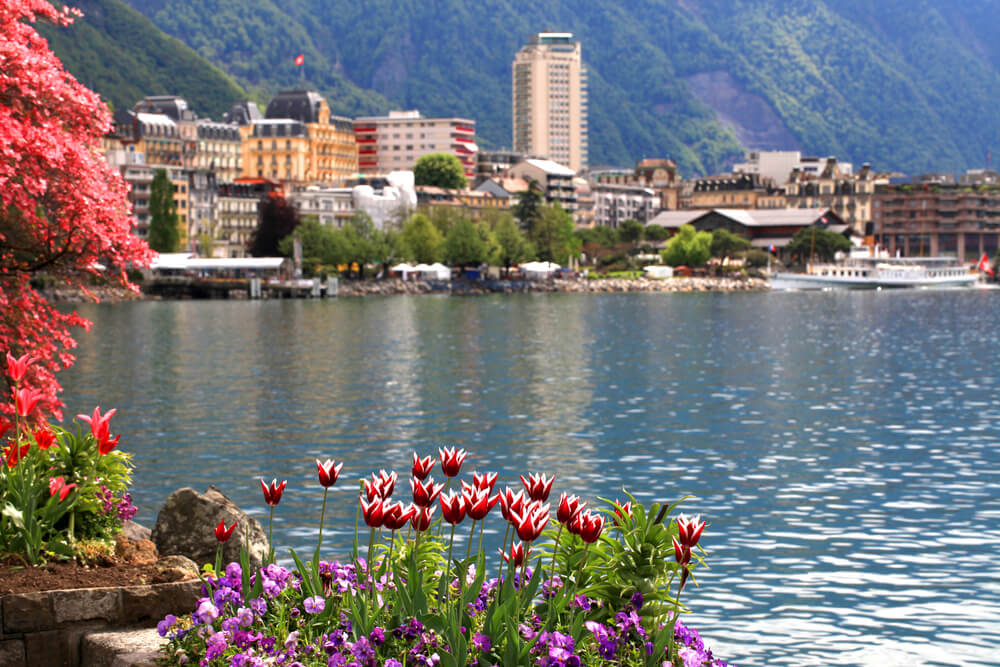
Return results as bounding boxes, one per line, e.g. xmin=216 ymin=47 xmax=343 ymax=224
xmin=59 ymin=291 xmax=1000 ymax=666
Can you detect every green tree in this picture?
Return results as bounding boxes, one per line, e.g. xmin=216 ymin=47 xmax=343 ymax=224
xmin=661 ymin=224 xmax=712 ymax=267
xmin=444 ymin=217 xmax=487 ymax=268
xmin=512 ymin=180 xmax=543 ymax=231
xmin=278 ymin=217 xmax=352 ymax=274
xmin=248 ymin=193 xmax=299 ymax=257
xmin=643 ymin=225 xmax=671 ymax=242
xmin=710 ymin=229 xmax=751 ymax=258
xmin=413 ymin=153 xmax=467 ymax=189
xmin=148 ymin=168 xmax=180 ymax=252
xmin=530 ymin=203 xmax=579 ymax=265
xmin=400 ymin=213 xmax=443 ymax=263
xmin=786 ymin=227 xmax=851 ymax=263
xmin=618 ymin=219 xmax=644 ymax=245
xmin=492 ymin=214 xmax=533 ymax=276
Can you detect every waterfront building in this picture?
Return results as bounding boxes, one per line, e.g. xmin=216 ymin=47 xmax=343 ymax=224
xmin=784 ymin=160 xmax=880 ymax=235
xmin=507 ymin=158 xmax=577 ymax=213
xmin=590 ymin=183 xmax=659 ymax=228
xmin=591 ymin=158 xmax=680 ymax=210
xmin=215 ymin=179 xmax=282 ymax=258
xmin=353 ymin=110 xmax=477 ymax=181
xmin=873 ymin=179 xmax=1000 ymax=261
xmin=512 ymin=32 xmax=588 ymax=173
xmin=289 ymin=186 xmax=356 ymax=229
xmin=244 ymin=90 xmax=358 ymax=186
xmin=734 ymin=150 xmax=854 ymax=185
xmin=415 ymin=186 xmax=510 ymax=222
xmin=475 ymin=149 xmax=542 ymax=185
xmin=688 ymin=173 xmax=785 ymax=210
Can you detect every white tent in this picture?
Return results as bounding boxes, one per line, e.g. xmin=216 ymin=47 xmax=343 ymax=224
xmin=390 ymin=263 xmax=417 ymax=280
xmin=424 ymin=262 xmax=452 ymax=280
xmin=644 ymin=265 xmax=674 ymax=279
xmin=521 ymin=261 xmax=560 ymax=280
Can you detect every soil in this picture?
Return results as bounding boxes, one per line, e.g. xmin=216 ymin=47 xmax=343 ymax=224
xmin=0 ymin=558 xmax=170 ymax=595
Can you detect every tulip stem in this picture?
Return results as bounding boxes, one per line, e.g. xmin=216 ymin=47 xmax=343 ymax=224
xmin=317 ymin=487 xmax=329 ymax=553
xmin=366 ymin=527 xmax=376 ymax=606
xmin=444 ymin=523 xmax=456 ymax=608
xmin=574 ymin=543 xmax=590 ymax=589
xmin=497 ymin=522 xmax=511 ymax=583
xmin=477 ymin=519 xmax=485 ymax=561
xmin=465 ymin=520 xmax=476 ymax=561
xmin=267 ymin=505 xmax=275 ymax=565
xmin=548 ymin=523 xmax=564 ymax=590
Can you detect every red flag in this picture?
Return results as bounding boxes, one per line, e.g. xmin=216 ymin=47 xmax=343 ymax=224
xmin=294 ymin=54 xmax=304 ymax=66
xmin=978 ymin=253 xmax=994 ymax=276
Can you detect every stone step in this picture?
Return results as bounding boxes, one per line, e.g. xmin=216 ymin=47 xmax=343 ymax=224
xmin=80 ymin=627 xmax=164 ymax=667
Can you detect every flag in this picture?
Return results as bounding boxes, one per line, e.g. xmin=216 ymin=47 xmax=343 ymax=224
xmin=978 ymin=253 xmax=994 ymax=276
xmin=294 ymin=54 xmax=304 ymax=66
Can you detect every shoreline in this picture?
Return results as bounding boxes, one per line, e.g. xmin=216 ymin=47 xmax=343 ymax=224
xmin=43 ymin=275 xmax=769 ymax=303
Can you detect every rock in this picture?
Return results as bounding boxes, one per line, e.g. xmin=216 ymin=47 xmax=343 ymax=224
xmin=154 ymin=556 xmax=199 ymax=582
xmin=114 ymin=535 xmax=158 ymax=565
xmin=151 ymin=486 xmax=268 ymax=569
xmin=121 ymin=520 xmax=151 ymax=543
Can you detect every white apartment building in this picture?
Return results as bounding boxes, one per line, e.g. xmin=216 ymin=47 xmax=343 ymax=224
xmin=512 ymin=32 xmax=588 ymax=173
xmin=353 ymin=110 xmax=477 ymax=180
xmin=734 ymin=150 xmax=854 ymax=186
xmin=591 ymin=184 xmax=660 ymax=228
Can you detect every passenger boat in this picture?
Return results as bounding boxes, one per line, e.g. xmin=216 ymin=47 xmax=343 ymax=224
xmin=770 ymin=251 xmax=979 ymax=290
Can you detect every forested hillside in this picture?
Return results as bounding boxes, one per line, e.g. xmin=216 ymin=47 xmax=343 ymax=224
xmin=40 ymin=0 xmax=247 ymax=119
xmin=49 ymin=0 xmax=1000 ymax=176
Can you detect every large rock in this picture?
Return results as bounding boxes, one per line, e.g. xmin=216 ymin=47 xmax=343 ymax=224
xmin=151 ymin=486 xmax=268 ymax=569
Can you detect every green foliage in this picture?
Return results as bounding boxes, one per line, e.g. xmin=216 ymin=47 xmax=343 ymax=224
xmin=529 ymin=203 xmax=579 ymax=265
xmin=491 ymin=214 xmax=533 ymax=272
xmin=414 ymin=154 xmax=468 ymax=190
xmin=661 ymin=225 xmax=712 ymax=267
xmin=147 ymin=169 xmax=179 ymax=253
xmin=618 ymin=219 xmax=644 ymax=245
xmin=643 ymin=225 xmax=671 ymax=242
xmin=785 ymin=227 xmax=851 ymax=263
xmin=248 ymin=194 xmax=300 ymax=257
xmin=744 ymin=248 xmax=773 ymax=268
xmin=511 ymin=182 xmax=543 ymax=231
xmin=40 ymin=0 xmax=246 ymax=119
xmin=400 ymin=214 xmax=443 ymax=264
xmin=710 ymin=229 xmax=751 ymax=258
xmin=443 ymin=217 xmax=487 ymax=267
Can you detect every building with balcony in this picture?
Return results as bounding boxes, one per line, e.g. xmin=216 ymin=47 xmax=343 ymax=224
xmin=507 ymin=158 xmax=578 ymax=213
xmin=590 ymin=183 xmax=659 ymax=228
xmin=688 ymin=173 xmax=786 ymax=210
xmin=512 ymin=32 xmax=588 ymax=173
xmin=353 ymin=110 xmax=477 ymax=180
xmin=784 ymin=160 xmax=880 ymax=235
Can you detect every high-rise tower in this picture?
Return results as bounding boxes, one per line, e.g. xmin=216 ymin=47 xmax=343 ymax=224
xmin=512 ymin=32 xmax=588 ymax=173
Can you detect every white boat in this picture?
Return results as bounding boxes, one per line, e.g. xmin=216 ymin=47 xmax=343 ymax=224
xmin=770 ymin=255 xmax=979 ymax=290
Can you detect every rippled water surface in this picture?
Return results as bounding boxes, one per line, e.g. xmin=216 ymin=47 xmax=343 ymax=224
xmin=60 ymin=291 xmax=1000 ymax=666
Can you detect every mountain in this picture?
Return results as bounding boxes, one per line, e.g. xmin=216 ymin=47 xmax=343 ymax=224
xmin=38 ymin=0 xmax=247 ymax=120
xmin=51 ymin=0 xmax=1000 ymax=177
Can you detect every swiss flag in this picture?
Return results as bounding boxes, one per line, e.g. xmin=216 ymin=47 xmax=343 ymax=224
xmin=294 ymin=54 xmax=304 ymax=66
xmin=978 ymin=253 xmax=994 ymax=276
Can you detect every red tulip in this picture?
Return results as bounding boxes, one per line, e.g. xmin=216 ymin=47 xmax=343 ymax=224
xmin=412 ymin=453 xmax=435 ymax=480
xmin=0 ymin=417 xmax=11 ymax=441
xmin=438 ymin=446 xmax=467 ymax=478
xmin=97 ymin=433 xmax=121 ymax=456
xmin=382 ymin=501 xmax=417 ymax=530
xmin=5 ymin=351 xmax=33 ymax=383
xmin=4 ymin=442 xmax=30 ymax=468
xmin=556 ymin=492 xmax=586 ymax=526
xmin=14 ymin=387 xmax=44 ymax=418
xmin=576 ymin=510 xmax=605 ymax=544
xmin=410 ymin=505 xmax=436 ymax=532
xmin=77 ymin=406 xmax=116 ymax=444
xmin=214 ymin=518 xmax=237 ymax=543
xmin=673 ymin=535 xmax=692 ymax=565
xmin=520 ymin=473 xmax=555 ymax=502
xmin=33 ymin=427 xmax=57 ymax=451
xmin=48 ymin=476 xmax=76 ymax=502
xmin=467 ymin=488 xmax=500 ymax=521
xmin=676 ymin=514 xmax=706 ymax=548
xmin=473 ymin=471 xmax=498 ymax=491
xmin=360 ymin=496 xmax=384 ymax=528
xmin=316 ymin=459 xmax=343 ymax=488
xmin=499 ymin=540 xmax=526 ymax=567
xmin=613 ymin=501 xmax=633 ymax=526
xmin=512 ymin=501 xmax=549 ymax=542
xmin=439 ymin=490 xmax=467 ymax=524
xmin=410 ymin=477 xmax=444 ymax=508
xmin=498 ymin=487 xmax=527 ymax=523
xmin=376 ymin=469 xmax=398 ymax=497
xmin=260 ymin=478 xmax=287 ymax=506
xmin=363 ymin=477 xmax=382 ymax=501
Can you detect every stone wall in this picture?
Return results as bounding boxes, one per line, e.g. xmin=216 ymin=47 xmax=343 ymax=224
xmin=0 ymin=580 xmax=199 ymax=666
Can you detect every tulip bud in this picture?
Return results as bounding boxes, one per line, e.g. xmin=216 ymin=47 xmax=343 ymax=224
xmin=520 ymin=473 xmax=555 ymax=502
xmin=439 ymin=490 xmax=467 ymax=525
xmin=411 ymin=505 xmax=435 ymax=532
xmin=260 ymin=478 xmax=287 ymax=506
xmin=412 ymin=453 xmax=435 ymax=480
xmin=316 ymin=459 xmax=343 ymax=488
xmin=214 ymin=518 xmax=238 ymax=543
xmin=361 ymin=496 xmax=384 ymax=528
xmin=439 ymin=446 xmax=468 ymax=478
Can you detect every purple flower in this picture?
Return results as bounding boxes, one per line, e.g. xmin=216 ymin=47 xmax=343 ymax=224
xmin=304 ymin=595 xmax=326 ymax=614
xmin=205 ymin=632 xmax=228 ymax=660
xmin=221 ymin=617 xmax=241 ymax=633
xmin=369 ymin=627 xmax=386 ymax=646
xmin=473 ymin=632 xmax=491 ymax=652
xmin=385 ymin=661 xmax=403 ymax=667
xmin=630 ymin=591 xmax=644 ymax=610
xmin=237 ymin=606 xmax=254 ymax=627
xmin=195 ymin=598 xmax=219 ymax=624
xmin=250 ymin=597 xmax=267 ymax=616
xmin=156 ymin=614 xmax=177 ymax=637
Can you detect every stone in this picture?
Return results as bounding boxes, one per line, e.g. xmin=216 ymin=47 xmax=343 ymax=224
xmin=51 ymin=588 xmax=121 ymax=625
xmin=121 ymin=520 xmax=152 ymax=542
xmin=152 ymin=486 xmax=268 ymax=568
xmin=154 ymin=555 xmax=199 ymax=582
xmin=3 ymin=591 xmax=53 ymax=633
xmin=121 ymin=581 xmax=201 ymax=625
xmin=115 ymin=535 xmax=158 ymax=564
xmin=0 ymin=639 xmax=26 ymax=667
xmin=81 ymin=627 xmax=164 ymax=667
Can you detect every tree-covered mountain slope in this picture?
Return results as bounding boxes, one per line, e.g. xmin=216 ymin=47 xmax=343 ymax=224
xmin=59 ymin=0 xmax=1000 ymax=176
xmin=39 ymin=0 xmax=247 ymax=119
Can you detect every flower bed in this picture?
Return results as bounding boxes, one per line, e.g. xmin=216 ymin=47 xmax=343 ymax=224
xmin=158 ymin=450 xmax=734 ymax=666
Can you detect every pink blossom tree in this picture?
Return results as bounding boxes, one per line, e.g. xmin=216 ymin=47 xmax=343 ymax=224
xmin=0 ymin=0 xmax=152 ymax=419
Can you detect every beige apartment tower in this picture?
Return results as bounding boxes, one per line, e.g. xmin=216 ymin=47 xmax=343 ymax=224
xmin=512 ymin=32 xmax=588 ymax=173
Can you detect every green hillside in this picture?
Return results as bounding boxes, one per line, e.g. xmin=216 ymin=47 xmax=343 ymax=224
xmin=62 ymin=0 xmax=1000 ymax=176
xmin=39 ymin=0 xmax=247 ymax=120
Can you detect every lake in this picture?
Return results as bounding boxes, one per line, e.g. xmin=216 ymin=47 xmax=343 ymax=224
xmin=59 ymin=291 xmax=1000 ymax=666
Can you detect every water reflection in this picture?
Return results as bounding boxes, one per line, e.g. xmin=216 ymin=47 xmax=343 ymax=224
xmin=60 ymin=291 xmax=1000 ymax=666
